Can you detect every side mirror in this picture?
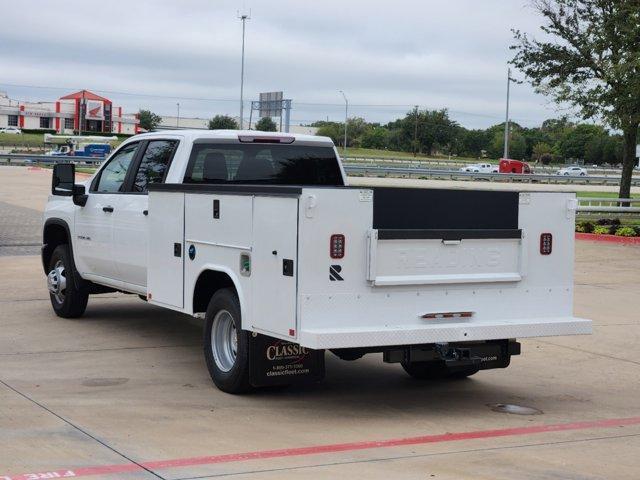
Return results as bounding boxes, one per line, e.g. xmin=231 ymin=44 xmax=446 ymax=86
xmin=52 ymin=163 xmax=75 ymax=196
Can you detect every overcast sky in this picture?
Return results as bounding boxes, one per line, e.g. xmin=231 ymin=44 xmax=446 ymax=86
xmin=0 ymin=0 xmax=574 ymax=128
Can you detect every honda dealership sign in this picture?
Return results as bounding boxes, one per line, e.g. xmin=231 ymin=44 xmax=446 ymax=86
xmin=85 ymin=100 xmax=104 ymax=120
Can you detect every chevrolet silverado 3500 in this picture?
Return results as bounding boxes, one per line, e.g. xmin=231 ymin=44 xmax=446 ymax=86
xmin=43 ymin=130 xmax=591 ymax=393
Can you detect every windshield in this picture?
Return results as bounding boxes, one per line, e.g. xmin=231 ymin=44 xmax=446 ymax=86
xmin=183 ymin=143 xmax=344 ymax=186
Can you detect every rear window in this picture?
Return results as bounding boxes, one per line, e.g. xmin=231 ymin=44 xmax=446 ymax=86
xmin=183 ymin=143 xmax=344 ymax=186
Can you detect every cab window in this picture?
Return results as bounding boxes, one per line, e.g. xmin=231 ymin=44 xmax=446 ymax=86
xmin=94 ymin=142 xmax=139 ymax=193
xmin=131 ymin=140 xmax=178 ymax=192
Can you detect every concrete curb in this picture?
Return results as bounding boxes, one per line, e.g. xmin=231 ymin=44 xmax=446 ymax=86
xmin=576 ymin=232 xmax=640 ymax=245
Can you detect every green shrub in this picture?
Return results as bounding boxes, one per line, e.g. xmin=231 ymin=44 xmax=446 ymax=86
xmin=593 ymin=225 xmax=611 ymax=235
xmin=575 ymin=221 xmax=594 ymax=233
xmin=615 ymin=226 xmax=637 ymax=237
xmin=596 ymin=217 xmax=620 ymax=226
xmin=634 ymin=226 xmax=640 ymax=236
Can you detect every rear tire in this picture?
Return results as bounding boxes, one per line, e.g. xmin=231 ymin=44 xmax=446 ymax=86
xmin=47 ymin=244 xmax=88 ymax=318
xmin=203 ymin=288 xmax=252 ymax=394
xmin=401 ymin=361 xmax=479 ymax=380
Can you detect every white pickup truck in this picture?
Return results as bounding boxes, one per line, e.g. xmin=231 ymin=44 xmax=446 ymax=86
xmin=43 ymin=130 xmax=591 ymax=393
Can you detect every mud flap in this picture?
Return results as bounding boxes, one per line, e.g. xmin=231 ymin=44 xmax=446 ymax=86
xmin=249 ymin=333 xmax=325 ymax=387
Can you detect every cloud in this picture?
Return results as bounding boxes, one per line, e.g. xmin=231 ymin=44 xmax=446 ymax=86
xmin=0 ymin=0 xmax=572 ymax=128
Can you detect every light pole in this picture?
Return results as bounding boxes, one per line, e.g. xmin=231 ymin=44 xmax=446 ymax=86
xmin=238 ymin=11 xmax=250 ymax=130
xmin=339 ymin=90 xmax=348 ymax=157
xmin=413 ymin=105 xmax=419 ymax=157
xmin=503 ymin=67 xmax=516 ymax=159
xmin=176 ymin=102 xmax=180 ymax=128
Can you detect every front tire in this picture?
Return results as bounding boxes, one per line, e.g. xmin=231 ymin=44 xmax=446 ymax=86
xmin=401 ymin=361 xmax=479 ymax=380
xmin=203 ymin=289 xmax=252 ymax=394
xmin=47 ymin=244 xmax=88 ymax=318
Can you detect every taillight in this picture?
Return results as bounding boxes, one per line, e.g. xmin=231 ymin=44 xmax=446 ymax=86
xmin=330 ymin=234 xmax=345 ymax=259
xmin=540 ymin=233 xmax=552 ymax=255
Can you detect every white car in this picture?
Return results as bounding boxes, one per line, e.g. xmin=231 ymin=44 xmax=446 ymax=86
xmin=460 ymin=163 xmax=498 ymax=173
xmin=557 ymin=166 xmax=588 ymax=176
xmin=0 ymin=126 xmax=22 ymax=134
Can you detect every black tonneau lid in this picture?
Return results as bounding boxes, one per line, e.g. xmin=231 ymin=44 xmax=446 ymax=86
xmin=372 ymin=187 xmax=519 ymax=230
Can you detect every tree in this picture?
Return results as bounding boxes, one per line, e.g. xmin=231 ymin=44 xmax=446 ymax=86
xmin=511 ymin=0 xmax=640 ymax=199
xmin=532 ymin=142 xmax=553 ymax=162
xmin=208 ymin=115 xmax=238 ymax=130
xmin=361 ymin=127 xmax=390 ymax=149
xmin=398 ymin=109 xmax=459 ymax=155
xmin=488 ymin=129 xmax=527 ymax=160
xmin=558 ymin=124 xmax=606 ymax=160
xmin=315 ymin=122 xmax=342 ymax=146
xmin=138 ymin=109 xmax=162 ymax=131
xmin=255 ymin=117 xmax=277 ymax=132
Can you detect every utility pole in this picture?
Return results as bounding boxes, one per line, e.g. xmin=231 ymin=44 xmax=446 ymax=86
xmin=176 ymin=102 xmax=180 ymax=128
xmin=413 ymin=105 xmax=419 ymax=157
xmin=339 ymin=90 xmax=348 ymax=157
xmin=238 ymin=10 xmax=250 ymax=130
xmin=503 ymin=68 xmax=515 ymax=159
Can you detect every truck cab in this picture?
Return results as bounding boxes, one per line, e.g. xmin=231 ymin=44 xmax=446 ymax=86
xmin=44 ymin=130 xmax=345 ymax=295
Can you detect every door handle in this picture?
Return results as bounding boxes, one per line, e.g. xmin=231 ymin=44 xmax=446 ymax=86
xmin=102 ymin=206 xmax=114 ymax=213
xmin=143 ymin=210 xmax=148 ymax=216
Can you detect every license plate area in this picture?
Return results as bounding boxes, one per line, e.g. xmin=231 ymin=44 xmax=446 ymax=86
xmin=367 ymin=229 xmax=524 ymax=286
xmin=383 ymin=340 xmax=520 ymax=370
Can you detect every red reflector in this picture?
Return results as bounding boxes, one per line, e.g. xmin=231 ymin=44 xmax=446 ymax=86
xmin=288 ymin=328 xmax=295 ymax=336
xmin=238 ymin=135 xmax=295 ymax=144
xmin=330 ymin=234 xmax=345 ymax=259
xmin=540 ymin=233 xmax=553 ymax=255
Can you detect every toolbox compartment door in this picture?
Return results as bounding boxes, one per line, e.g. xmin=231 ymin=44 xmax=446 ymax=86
xmin=147 ymin=191 xmax=184 ymax=308
xmin=250 ymin=196 xmax=299 ymax=338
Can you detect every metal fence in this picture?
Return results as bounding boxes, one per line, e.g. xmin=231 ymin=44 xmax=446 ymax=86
xmin=577 ymin=198 xmax=640 ymax=220
xmin=342 ymin=163 xmax=640 ymax=186
xmin=0 ymin=152 xmax=638 ymax=188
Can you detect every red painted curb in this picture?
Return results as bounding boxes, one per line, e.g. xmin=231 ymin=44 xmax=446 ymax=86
xmin=576 ymin=232 xmax=640 ymax=245
xmin=4 ymin=416 xmax=640 ymax=479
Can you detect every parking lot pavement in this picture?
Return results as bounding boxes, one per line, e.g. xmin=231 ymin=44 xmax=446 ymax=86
xmin=0 ymin=200 xmax=42 ymax=256
xmin=1 ymin=242 xmax=639 ymax=480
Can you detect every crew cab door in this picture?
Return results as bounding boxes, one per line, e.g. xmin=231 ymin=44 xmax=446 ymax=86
xmin=74 ymin=142 xmax=140 ymax=281
xmin=111 ymin=139 xmax=179 ymax=288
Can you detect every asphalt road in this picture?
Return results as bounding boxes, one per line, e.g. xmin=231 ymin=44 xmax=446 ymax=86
xmin=1 ymin=166 xmax=639 ymax=479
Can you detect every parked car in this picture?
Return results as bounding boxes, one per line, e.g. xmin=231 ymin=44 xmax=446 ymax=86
xmin=557 ymin=166 xmax=588 ymax=176
xmin=499 ymin=158 xmax=532 ymax=174
xmin=459 ymin=163 xmax=498 ymax=173
xmin=0 ymin=126 xmax=22 ymax=134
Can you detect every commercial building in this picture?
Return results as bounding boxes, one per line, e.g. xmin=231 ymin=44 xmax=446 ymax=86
xmin=0 ymin=90 xmax=139 ymax=135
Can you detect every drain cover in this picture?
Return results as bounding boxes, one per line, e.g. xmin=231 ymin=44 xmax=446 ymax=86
xmin=488 ymin=403 xmax=543 ymax=415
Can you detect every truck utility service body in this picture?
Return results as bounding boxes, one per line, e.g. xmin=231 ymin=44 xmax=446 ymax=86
xmin=43 ymin=130 xmax=591 ymax=393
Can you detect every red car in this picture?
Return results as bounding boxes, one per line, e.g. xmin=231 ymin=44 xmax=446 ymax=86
xmin=499 ymin=158 xmax=532 ymax=174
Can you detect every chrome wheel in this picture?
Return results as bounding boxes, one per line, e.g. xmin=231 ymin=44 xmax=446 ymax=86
xmin=47 ymin=260 xmax=67 ymax=305
xmin=211 ymin=309 xmax=237 ymax=372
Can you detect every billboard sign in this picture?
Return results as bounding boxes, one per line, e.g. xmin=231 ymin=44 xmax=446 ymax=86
xmin=259 ymin=91 xmax=283 ymax=117
xmin=85 ymin=100 xmax=104 ymax=120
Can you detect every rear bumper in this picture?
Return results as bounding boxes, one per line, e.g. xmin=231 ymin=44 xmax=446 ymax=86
xmin=298 ymin=316 xmax=592 ymax=350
